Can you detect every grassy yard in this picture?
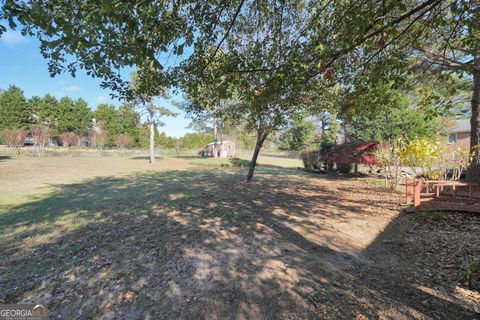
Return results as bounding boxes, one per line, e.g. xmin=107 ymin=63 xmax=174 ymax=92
xmin=0 ymin=155 xmax=478 ymax=319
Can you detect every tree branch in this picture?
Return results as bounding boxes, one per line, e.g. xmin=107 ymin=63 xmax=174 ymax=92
xmin=306 ymin=0 xmax=443 ymax=81
xmin=202 ymin=0 xmax=245 ymax=72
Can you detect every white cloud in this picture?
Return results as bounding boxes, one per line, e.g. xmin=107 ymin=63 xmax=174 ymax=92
xmin=64 ymin=85 xmax=81 ymax=92
xmin=0 ymin=30 xmax=29 ymax=46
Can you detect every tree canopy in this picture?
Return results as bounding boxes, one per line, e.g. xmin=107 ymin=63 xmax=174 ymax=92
xmin=2 ymin=0 xmax=479 ymax=180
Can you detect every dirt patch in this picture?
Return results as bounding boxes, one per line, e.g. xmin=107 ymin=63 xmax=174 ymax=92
xmin=357 ymin=210 xmax=480 ymax=317
xmin=0 ymin=166 xmax=479 ymax=319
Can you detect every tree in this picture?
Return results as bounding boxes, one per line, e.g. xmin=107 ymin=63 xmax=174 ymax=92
xmin=327 ymin=141 xmax=384 ymax=176
xmin=177 ymin=132 xmax=211 ymax=150
xmin=59 ymin=132 xmax=80 ymax=148
xmin=30 ymin=125 xmax=51 ymax=156
xmin=4 ymin=1 xmax=479 ymax=180
xmin=0 ymin=1 xmax=232 ymax=97
xmin=114 ymin=134 xmax=132 ymax=152
xmin=2 ymin=128 xmax=26 ymax=156
xmin=279 ymin=117 xmax=316 ymax=151
xmin=340 ymin=80 xmax=446 ymax=144
xmin=38 ymin=94 xmax=59 ymax=129
xmin=129 ymin=71 xmax=177 ymax=164
xmin=156 ymin=132 xmax=176 ymax=149
xmin=0 ymin=86 xmax=30 ymax=130
xmin=117 ymin=104 xmax=141 ymax=146
xmin=94 ymin=103 xmax=141 ymax=147
xmin=89 ymin=128 xmax=108 ymax=155
xmin=181 ymin=2 xmax=311 ymax=181
xmin=56 ymin=97 xmax=92 ymax=135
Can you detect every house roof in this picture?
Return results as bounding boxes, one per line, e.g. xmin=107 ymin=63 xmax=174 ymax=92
xmin=207 ymin=141 xmax=235 ymax=146
xmin=452 ymin=119 xmax=470 ymax=133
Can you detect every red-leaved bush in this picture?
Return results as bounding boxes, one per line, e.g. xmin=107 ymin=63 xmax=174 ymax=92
xmin=327 ymin=141 xmax=384 ymax=167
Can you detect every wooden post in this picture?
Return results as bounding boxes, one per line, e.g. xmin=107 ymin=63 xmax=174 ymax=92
xmin=414 ymin=178 xmax=422 ymax=211
xmin=452 ymin=184 xmax=457 ymax=198
xmin=405 ymin=178 xmax=412 ymax=204
xmin=436 ymin=185 xmax=440 ymax=198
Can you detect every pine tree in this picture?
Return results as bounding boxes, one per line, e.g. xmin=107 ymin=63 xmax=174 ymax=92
xmin=0 ymin=86 xmax=30 ymax=129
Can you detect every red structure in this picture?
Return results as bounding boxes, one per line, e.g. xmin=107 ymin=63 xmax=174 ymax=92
xmin=405 ymin=178 xmax=480 ymax=212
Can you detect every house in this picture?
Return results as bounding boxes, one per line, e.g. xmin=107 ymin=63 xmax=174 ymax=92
xmin=200 ymin=141 xmax=236 ymax=158
xmin=448 ymin=119 xmax=470 ymax=148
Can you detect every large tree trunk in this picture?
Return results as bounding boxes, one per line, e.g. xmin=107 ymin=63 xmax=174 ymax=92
xmin=149 ymin=120 xmax=155 ymax=165
xmin=246 ymin=131 xmax=268 ymax=182
xmin=467 ymin=56 xmax=480 ymax=183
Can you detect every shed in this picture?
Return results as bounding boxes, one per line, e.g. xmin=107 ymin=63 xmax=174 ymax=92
xmin=200 ymin=141 xmax=236 ymax=158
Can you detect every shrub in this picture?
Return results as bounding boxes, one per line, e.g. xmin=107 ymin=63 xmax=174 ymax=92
xmin=374 ymin=145 xmax=400 ymax=189
xmin=336 ymin=162 xmax=354 ymax=174
xmin=30 ymin=125 xmax=51 ymax=156
xmin=3 ymin=128 xmax=26 ymax=156
xmin=327 ymin=141 xmax=383 ymax=175
xmin=115 ymin=134 xmax=133 ymax=151
xmin=398 ymin=139 xmax=472 ymax=181
xmin=462 ymin=260 xmax=480 ymax=287
xmin=398 ymin=139 xmax=440 ymax=179
xmin=301 ymin=150 xmax=323 ymax=172
xmin=59 ymin=132 xmax=80 ymax=147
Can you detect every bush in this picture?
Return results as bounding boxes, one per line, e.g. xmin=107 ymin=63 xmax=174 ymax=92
xmin=462 ymin=260 xmax=480 ymax=287
xmin=336 ymin=162 xmax=354 ymax=174
xmin=59 ymin=132 xmax=80 ymax=147
xmin=374 ymin=145 xmax=400 ymax=190
xmin=398 ymin=138 xmax=440 ymax=178
xmin=115 ymin=134 xmax=133 ymax=151
xmin=301 ymin=150 xmax=323 ymax=172
xmin=2 ymin=128 xmax=26 ymax=156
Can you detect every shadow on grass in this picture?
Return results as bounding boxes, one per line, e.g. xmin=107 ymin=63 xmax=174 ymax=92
xmin=189 ymin=158 xmax=251 ymax=168
xmin=130 ymin=156 xmax=165 ymax=161
xmin=0 ymin=155 xmax=12 ymax=162
xmin=170 ymin=155 xmax=200 ymax=159
xmin=0 ymin=169 xmax=476 ymax=318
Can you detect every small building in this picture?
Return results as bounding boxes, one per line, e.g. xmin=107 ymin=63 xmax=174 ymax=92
xmin=448 ymin=119 xmax=470 ymax=148
xmin=200 ymin=141 xmax=236 ymax=158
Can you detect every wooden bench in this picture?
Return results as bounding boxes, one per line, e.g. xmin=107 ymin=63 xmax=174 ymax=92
xmin=405 ymin=178 xmax=480 ymax=211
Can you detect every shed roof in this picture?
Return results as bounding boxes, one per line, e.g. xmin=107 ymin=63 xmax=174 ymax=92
xmin=452 ymin=119 xmax=470 ymax=133
xmin=207 ymin=141 xmax=235 ymax=146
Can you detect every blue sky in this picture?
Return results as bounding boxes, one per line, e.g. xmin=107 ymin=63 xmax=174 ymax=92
xmin=0 ymin=30 xmax=193 ymax=137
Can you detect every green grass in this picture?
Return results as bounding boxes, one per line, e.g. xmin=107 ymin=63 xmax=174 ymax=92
xmin=363 ymin=178 xmax=390 ymax=189
xmin=416 ymin=210 xmax=448 ymax=220
xmin=462 ymin=260 xmax=480 ymax=285
xmin=189 ymin=157 xmax=251 ymax=167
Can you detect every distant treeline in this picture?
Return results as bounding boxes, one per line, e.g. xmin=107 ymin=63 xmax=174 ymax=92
xmin=0 ymin=85 xmax=218 ymax=149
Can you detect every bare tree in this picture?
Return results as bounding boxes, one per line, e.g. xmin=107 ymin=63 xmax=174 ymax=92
xmin=114 ymin=134 xmax=132 ymax=153
xmin=90 ymin=128 xmax=107 ymax=155
xmin=3 ymin=128 xmax=26 ymax=156
xmin=30 ymin=125 xmax=51 ymax=156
